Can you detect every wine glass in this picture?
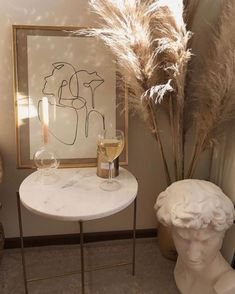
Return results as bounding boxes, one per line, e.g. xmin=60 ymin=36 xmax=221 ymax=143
xmin=98 ymin=129 xmax=124 ymax=191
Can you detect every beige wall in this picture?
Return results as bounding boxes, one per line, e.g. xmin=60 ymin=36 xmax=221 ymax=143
xmin=0 ymin=0 xmax=212 ymax=238
xmin=0 ymin=0 xmax=170 ymax=238
xmin=211 ymin=128 xmax=235 ymax=263
xmin=206 ymin=0 xmax=235 ymax=263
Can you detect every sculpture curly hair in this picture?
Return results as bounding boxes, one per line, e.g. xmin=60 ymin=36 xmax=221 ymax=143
xmin=154 ymin=180 xmax=234 ymax=231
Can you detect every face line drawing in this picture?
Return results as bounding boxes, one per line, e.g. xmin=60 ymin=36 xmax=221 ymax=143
xmin=75 ymin=69 xmax=104 ymax=109
xmin=42 ymin=70 xmax=56 ymax=96
xmin=39 ymin=61 xmax=106 ymax=146
xmin=40 ymin=62 xmax=82 ymax=145
xmin=42 ymin=62 xmax=77 ymax=99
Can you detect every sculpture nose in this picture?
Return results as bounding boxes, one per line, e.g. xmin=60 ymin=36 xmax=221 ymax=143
xmin=187 ymin=241 xmax=202 ymax=262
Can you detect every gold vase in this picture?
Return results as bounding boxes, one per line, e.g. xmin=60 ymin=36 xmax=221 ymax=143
xmin=158 ymin=224 xmax=177 ymax=261
xmin=96 ymin=149 xmax=119 ymax=178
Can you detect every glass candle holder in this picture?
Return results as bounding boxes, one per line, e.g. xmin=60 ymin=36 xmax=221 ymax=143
xmin=33 ymin=146 xmax=59 ymax=183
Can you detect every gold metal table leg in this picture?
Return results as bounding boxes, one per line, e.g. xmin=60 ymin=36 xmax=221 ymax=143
xmin=132 ymin=197 xmax=137 ymax=276
xmin=79 ymin=221 xmax=85 ymax=294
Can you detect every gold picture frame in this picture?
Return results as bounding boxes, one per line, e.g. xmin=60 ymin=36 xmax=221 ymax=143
xmin=12 ymin=25 xmax=128 ymax=168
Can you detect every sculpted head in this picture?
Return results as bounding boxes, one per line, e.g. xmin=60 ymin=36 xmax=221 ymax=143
xmin=155 ymin=180 xmax=234 ymax=271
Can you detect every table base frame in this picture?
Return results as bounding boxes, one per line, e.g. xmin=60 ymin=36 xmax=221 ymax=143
xmin=16 ymin=192 xmax=137 ymax=294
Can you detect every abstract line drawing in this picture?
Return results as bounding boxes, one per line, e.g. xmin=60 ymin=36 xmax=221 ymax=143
xmin=13 ymin=26 xmax=127 ymax=168
xmin=38 ymin=62 xmax=105 ymax=145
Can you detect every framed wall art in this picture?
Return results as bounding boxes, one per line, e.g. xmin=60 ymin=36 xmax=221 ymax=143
xmin=12 ymin=25 xmax=128 ymax=168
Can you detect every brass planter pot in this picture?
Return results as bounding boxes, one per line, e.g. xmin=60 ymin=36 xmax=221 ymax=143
xmin=158 ymin=224 xmax=177 ymax=261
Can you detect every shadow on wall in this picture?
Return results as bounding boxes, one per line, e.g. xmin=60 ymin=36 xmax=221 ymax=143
xmin=0 ymin=0 xmax=92 ymax=104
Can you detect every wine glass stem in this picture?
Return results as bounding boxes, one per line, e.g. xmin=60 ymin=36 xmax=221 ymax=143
xmin=108 ymin=161 xmax=112 ymax=183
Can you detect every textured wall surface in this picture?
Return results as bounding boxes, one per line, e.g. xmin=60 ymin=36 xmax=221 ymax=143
xmin=0 ymin=0 xmax=211 ymax=238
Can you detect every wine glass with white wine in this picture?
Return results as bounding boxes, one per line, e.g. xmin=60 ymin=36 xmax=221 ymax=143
xmin=98 ymin=129 xmax=124 ymax=191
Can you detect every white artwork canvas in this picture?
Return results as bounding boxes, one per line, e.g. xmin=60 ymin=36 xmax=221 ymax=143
xmin=27 ymin=35 xmax=116 ymax=159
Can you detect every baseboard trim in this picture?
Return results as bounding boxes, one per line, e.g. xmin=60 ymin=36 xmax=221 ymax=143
xmin=4 ymin=229 xmax=157 ymax=249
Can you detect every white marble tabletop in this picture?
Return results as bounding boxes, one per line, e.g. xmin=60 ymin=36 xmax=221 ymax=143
xmin=19 ymin=167 xmax=138 ymax=221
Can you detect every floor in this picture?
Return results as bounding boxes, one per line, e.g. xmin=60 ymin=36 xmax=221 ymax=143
xmin=0 ymin=238 xmax=179 ymax=294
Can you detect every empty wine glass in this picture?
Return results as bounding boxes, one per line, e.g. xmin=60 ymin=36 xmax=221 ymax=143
xmin=98 ymin=129 xmax=124 ymax=191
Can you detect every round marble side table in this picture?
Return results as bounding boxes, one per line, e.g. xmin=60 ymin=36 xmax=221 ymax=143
xmin=18 ymin=167 xmax=138 ymax=294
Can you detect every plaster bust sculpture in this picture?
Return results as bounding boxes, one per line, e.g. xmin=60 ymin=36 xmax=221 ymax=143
xmin=154 ymin=179 xmax=235 ymax=294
